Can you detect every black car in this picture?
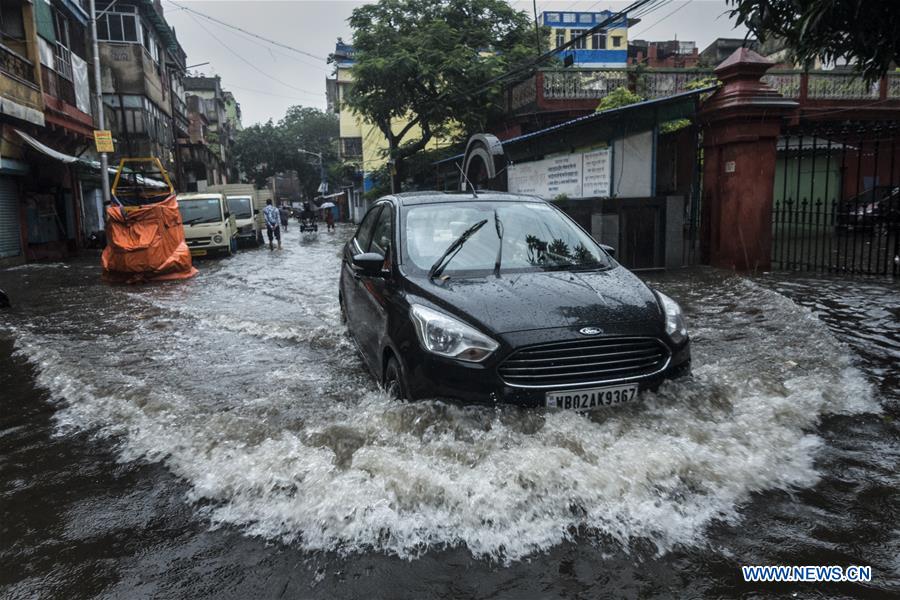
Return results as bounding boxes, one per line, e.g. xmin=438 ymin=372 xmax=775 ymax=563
xmin=835 ymin=186 xmax=900 ymax=232
xmin=339 ymin=192 xmax=690 ymax=411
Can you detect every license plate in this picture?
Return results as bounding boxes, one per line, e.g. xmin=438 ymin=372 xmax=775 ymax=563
xmin=546 ymin=384 xmax=638 ymax=411
xmin=190 ymin=249 xmax=207 ymax=256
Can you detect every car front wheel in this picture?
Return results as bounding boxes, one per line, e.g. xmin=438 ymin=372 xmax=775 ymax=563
xmin=384 ymin=356 xmax=407 ymax=400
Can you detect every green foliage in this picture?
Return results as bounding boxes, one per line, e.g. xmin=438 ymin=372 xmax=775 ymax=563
xmin=685 ymin=75 xmax=718 ymax=90
xmin=232 ymin=107 xmax=339 ymax=198
xmin=344 ymin=0 xmax=545 ymax=189
xmin=595 ymin=87 xmax=644 ymax=112
xmin=726 ymin=0 xmax=900 ymax=83
xmin=660 ymin=119 xmax=691 ymax=134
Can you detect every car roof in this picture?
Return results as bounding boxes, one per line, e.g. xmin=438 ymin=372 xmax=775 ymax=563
xmin=177 ymin=193 xmax=223 ymax=200
xmin=382 ymin=191 xmax=547 ymax=207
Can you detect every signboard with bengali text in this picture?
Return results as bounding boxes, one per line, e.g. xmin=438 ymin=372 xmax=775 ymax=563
xmin=507 ymin=147 xmax=611 ymax=199
xmin=93 ymin=130 xmax=114 ymax=153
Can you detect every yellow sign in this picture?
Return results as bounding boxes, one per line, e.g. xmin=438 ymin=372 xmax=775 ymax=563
xmin=93 ymin=130 xmax=114 ymax=153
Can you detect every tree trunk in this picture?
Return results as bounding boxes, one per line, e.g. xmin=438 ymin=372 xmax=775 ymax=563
xmin=390 ymin=155 xmax=404 ymax=194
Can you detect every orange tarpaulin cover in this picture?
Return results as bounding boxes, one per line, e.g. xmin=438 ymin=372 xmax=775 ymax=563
xmin=101 ymin=194 xmax=198 ymax=283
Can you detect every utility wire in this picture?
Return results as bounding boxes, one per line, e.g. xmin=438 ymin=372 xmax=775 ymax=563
xmin=632 ymin=0 xmax=693 ymax=37
xmin=185 ymin=13 xmax=323 ymax=99
xmin=166 ymin=8 xmax=326 ymax=71
xmin=165 ymin=0 xmax=327 ymax=62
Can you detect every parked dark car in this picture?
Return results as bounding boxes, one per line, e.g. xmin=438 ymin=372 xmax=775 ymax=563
xmin=339 ymin=192 xmax=691 ymax=411
xmin=835 ymin=186 xmax=900 ymax=232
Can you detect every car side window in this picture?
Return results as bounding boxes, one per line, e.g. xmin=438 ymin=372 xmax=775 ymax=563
xmin=369 ymin=204 xmax=393 ymax=257
xmin=354 ymin=205 xmax=382 ymax=253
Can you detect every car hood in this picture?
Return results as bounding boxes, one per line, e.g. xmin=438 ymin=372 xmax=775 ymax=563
xmin=406 ymin=266 xmax=663 ymax=334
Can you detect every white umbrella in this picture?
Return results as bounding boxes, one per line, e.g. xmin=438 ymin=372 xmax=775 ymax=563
xmin=319 ymin=201 xmax=336 ymax=209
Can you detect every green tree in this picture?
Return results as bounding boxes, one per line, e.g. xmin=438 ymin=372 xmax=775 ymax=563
xmin=344 ymin=0 xmax=542 ymax=192
xmin=595 ymin=87 xmax=644 ymax=112
xmin=232 ymin=106 xmax=339 ymax=198
xmin=232 ymin=120 xmax=284 ymax=188
xmin=727 ymin=0 xmax=900 ymax=83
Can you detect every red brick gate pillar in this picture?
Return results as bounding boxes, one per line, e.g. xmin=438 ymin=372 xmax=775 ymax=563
xmin=698 ymin=48 xmax=798 ymax=271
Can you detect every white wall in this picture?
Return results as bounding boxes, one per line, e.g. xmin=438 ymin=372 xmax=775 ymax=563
xmin=612 ymin=131 xmax=654 ymax=197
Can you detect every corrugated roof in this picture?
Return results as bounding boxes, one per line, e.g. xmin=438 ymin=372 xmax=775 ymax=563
xmin=434 ymin=86 xmax=712 ymax=165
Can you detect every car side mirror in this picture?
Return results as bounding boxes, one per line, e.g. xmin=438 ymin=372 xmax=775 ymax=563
xmin=224 ymin=211 xmax=231 ymax=219
xmin=352 ymin=252 xmax=386 ymax=276
xmin=253 ymin=209 xmax=260 ymax=215
xmin=599 ymin=244 xmax=616 ymax=257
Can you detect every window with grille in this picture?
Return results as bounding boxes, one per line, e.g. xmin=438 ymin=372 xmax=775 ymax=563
xmin=554 ymin=29 xmax=565 ymax=48
xmin=571 ymin=30 xmax=586 ymax=49
xmin=592 ymin=32 xmax=606 ymax=50
xmin=341 ymin=137 xmax=362 ymax=158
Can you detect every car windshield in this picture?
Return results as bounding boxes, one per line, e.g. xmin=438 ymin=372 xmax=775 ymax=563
xmin=402 ymin=201 xmax=613 ymax=275
xmin=178 ymin=198 xmax=222 ymax=224
xmin=227 ymin=197 xmax=253 ymax=220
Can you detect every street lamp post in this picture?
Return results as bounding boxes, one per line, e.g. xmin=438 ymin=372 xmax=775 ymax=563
xmin=298 ymin=148 xmax=326 ymax=197
xmin=88 ymin=0 xmax=109 ymax=204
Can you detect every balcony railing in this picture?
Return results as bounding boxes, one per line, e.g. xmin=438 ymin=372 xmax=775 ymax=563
xmin=41 ymin=67 xmax=77 ymax=106
xmin=509 ymin=67 xmax=900 ymax=112
xmin=889 ymin=73 xmax=900 ymax=99
xmin=0 ymin=42 xmax=37 ymax=86
xmin=807 ymin=72 xmax=879 ymax=99
xmin=542 ymin=69 xmax=628 ymax=100
xmin=762 ymin=72 xmax=802 ymax=98
xmin=640 ymin=69 xmax=714 ymax=99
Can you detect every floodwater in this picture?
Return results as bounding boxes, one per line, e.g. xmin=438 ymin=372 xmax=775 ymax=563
xmin=1 ymin=225 xmax=898 ymax=599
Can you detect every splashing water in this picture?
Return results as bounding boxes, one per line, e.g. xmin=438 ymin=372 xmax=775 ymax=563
xmin=0 ymin=227 xmax=879 ymax=562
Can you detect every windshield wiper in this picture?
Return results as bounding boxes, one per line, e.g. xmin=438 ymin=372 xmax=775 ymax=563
xmin=493 ymin=209 xmax=503 ymax=278
xmin=428 ymin=219 xmax=488 ymax=281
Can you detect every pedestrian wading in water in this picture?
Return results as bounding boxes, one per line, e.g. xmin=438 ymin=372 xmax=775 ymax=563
xmin=263 ymin=199 xmax=281 ymax=250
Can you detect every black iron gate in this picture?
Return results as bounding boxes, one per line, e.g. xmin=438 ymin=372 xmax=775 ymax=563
xmin=772 ymin=121 xmax=900 ymax=276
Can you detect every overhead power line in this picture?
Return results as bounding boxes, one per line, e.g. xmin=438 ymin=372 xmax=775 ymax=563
xmin=633 ymin=0 xmax=692 ymax=35
xmin=165 ymin=0 xmax=327 ymax=62
xmin=185 ymin=12 xmax=323 ymax=99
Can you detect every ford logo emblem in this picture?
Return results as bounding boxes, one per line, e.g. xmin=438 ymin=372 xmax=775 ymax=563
xmin=579 ymin=327 xmax=602 ymax=336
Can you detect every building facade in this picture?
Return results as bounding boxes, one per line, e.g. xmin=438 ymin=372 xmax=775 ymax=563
xmin=1 ymin=0 xmax=239 ymax=265
xmin=183 ymin=75 xmax=233 ymax=188
xmin=540 ymin=10 xmax=631 ymax=68
xmin=1 ymin=0 xmax=98 ymax=264
xmin=629 ymin=40 xmax=700 ymax=68
xmin=95 ymin=0 xmax=186 ymax=181
xmin=326 ymin=41 xmax=454 ymax=222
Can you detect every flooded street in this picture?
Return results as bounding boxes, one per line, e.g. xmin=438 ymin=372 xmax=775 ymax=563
xmin=1 ymin=225 xmax=898 ymax=598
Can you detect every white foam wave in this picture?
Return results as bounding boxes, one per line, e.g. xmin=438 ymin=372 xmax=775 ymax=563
xmin=7 ymin=268 xmax=881 ymax=562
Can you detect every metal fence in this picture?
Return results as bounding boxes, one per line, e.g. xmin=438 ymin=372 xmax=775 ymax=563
xmin=772 ymin=122 xmax=900 ymax=276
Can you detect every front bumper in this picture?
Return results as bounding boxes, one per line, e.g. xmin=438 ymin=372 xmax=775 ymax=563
xmin=402 ymin=339 xmax=691 ymax=407
xmin=187 ymin=243 xmax=230 ymax=256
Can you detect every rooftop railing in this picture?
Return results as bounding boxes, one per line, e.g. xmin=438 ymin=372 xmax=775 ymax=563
xmin=508 ymin=66 xmax=900 ymax=112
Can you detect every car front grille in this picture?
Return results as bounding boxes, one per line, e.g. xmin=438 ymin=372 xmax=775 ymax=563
xmin=186 ymin=237 xmax=212 ymax=247
xmin=498 ymin=336 xmax=670 ymax=388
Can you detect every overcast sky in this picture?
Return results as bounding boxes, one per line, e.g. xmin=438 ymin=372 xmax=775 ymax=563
xmin=165 ymin=1 xmax=748 ymax=126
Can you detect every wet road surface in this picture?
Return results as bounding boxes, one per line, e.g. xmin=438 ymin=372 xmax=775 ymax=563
xmin=1 ymin=225 xmax=898 ymax=598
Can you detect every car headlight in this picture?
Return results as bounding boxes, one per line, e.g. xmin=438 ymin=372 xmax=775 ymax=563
xmin=213 ymin=234 xmax=224 ymax=244
xmin=657 ymin=291 xmax=688 ymax=345
xmin=410 ymin=304 xmax=499 ymax=362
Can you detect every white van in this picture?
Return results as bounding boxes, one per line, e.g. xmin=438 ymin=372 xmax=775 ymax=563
xmin=177 ymin=193 xmax=238 ymax=257
xmin=226 ymin=194 xmax=263 ymax=247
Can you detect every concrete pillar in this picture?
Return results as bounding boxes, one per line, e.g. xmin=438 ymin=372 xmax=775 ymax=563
xmin=698 ymin=48 xmax=798 ymax=271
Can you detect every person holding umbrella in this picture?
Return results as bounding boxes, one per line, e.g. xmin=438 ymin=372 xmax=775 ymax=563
xmin=320 ymin=201 xmax=336 ymax=231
